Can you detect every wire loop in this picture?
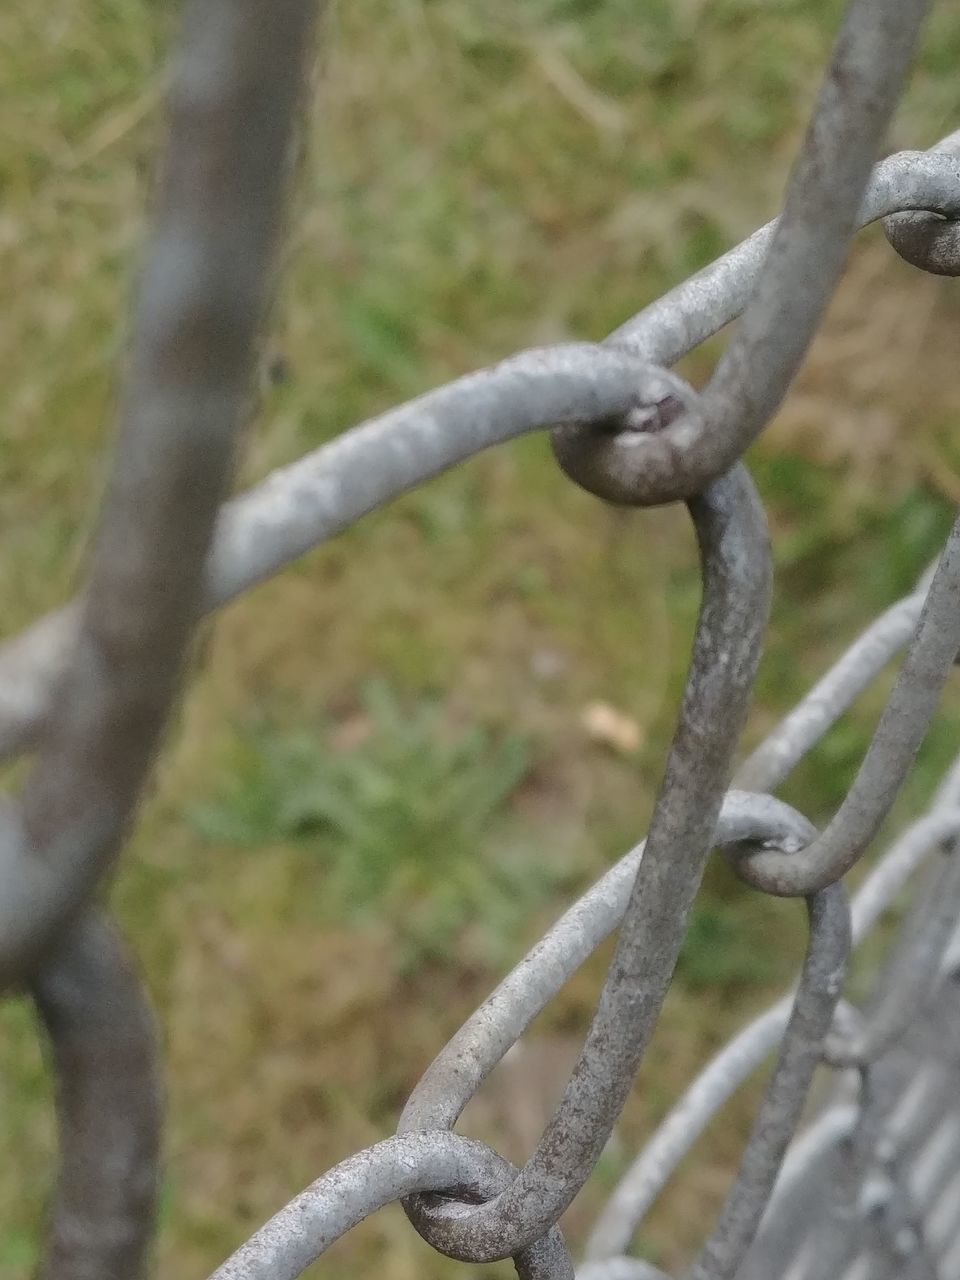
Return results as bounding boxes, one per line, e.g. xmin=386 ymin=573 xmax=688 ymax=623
xmin=884 ymin=131 xmax=960 ymax=276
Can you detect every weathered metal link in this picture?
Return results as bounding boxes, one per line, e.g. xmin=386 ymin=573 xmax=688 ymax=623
xmin=731 ymin=794 xmax=960 ymax=1277
xmin=689 ymin=882 xmax=850 ymax=1280
xmin=206 ymin=1132 xmax=573 ymax=1280
xmin=1 ymin=144 xmax=958 ymax=763
xmin=611 ymin=148 xmax=960 ymax=372
xmin=734 ymin=514 xmax=960 ymax=897
xmin=583 ymin=750 xmax=960 ymax=1260
xmin=551 ymin=0 xmax=932 ymax=508
xmin=0 ymin=139 xmax=957 ymax=776
xmin=552 ymin=145 xmax=960 ymax=509
xmin=30 ymin=910 xmax=162 ymax=1280
xmin=0 ymin=352 xmax=689 ymax=769
xmin=884 ymin=130 xmax=960 ymax=276
xmin=401 ymin=790 xmax=821 ymax=1149
xmin=402 ymin=464 xmax=771 ymax=1262
xmin=209 ymin=347 xmax=690 ymax=603
xmin=0 ymin=345 xmax=684 ymax=984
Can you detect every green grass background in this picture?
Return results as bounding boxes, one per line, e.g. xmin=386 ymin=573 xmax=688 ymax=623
xmin=2 ymin=1 xmax=960 ymax=1276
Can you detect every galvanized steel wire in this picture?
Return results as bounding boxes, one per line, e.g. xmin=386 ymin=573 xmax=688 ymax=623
xmin=3 ymin=1 xmax=960 ymax=1278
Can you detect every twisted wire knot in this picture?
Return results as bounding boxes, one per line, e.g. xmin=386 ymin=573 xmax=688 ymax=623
xmin=550 ymin=368 xmax=702 ymax=508
xmin=883 ymin=132 xmax=960 ymax=276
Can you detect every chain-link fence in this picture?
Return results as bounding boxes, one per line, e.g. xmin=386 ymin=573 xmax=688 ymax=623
xmin=2 ymin=1 xmax=960 ymax=1277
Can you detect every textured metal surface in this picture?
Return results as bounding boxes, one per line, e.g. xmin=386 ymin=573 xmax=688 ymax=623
xmin=2 ymin=1 xmax=960 ymax=1278
xmin=207 ymin=1133 xmax=575 ymax=1280
xmin=734 ymin=518 xmax=960 ymax=897
xmin=30 ymin=913 xmax=161 ymax=1280
xmin=885 ymin=130 xmax=960 ymax=275
xmin=1 ymin=147 xmax=959 ymax=761
xmin=401 ymin=464 xmax=772 ymax=1262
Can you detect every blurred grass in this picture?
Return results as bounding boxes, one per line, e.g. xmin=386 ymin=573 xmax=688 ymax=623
xmin=1 ymin=1 xmax=960 ymax=1276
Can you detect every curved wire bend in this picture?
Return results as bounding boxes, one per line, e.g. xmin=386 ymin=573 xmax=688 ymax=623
xmin=399 ymin=792 xmax=821 ymax=1147
xmin=205 ymin=1132 xmax=573 ymax=1280
xmin=1 ymin=142 xmax=958 ymax=770
xmin=552 ymin=0 xmax=935 ymax=507
xmin=884 ymin=129 xmax=960 ymax=276
xmin=30 ymin=911 xmax=162 ymax=1280
xmin=210 ymin=791 xmax=825 ymax=1280
xmin=552 ymin=143 xmax=960 ymax=510
xmin=584 ymin=794 xmax=960 ymax=1263
xmin=735 ymin=515 xmax=960 ymax=897
xmin=401 ymin=463 xmax=771 ymax=1262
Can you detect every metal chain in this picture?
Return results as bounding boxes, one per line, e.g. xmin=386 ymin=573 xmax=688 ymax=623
xmin=400 ymin=462 xmax=773 ymax=1263
xmin=3 ymin=0 xmax=960 ymax=1278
